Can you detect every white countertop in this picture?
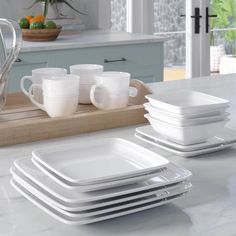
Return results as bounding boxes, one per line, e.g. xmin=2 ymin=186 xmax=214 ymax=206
xmin=1 ymin=74 xmax=236 ymax=235
xmin=17 ymin=30 xmax=166 ymax=53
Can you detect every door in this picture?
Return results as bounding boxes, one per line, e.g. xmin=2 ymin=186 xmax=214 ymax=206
xmin=186 ymin=0 xmax=211 ymax=78
xmin=106 ymin=0 xmax=235 ymax=79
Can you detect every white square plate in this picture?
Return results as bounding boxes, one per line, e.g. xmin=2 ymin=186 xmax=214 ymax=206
xmin=32 ymin=138 xmax=169 ymax=186
xmin=11 ymin=179 xmax=189 ymax=225
xmin=32 ymin=157 xmax=167 ymax=192
xmin=11 ymin=167 xmax=191 ymax=216
xmin=13 ymin=157 xmax=191 ymax=211
xmin=146 ymin=91 xmax=229 ymax=115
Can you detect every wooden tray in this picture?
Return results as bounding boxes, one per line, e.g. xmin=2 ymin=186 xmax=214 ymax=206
xmin=0 ymin=80 xmax=152 ymax=146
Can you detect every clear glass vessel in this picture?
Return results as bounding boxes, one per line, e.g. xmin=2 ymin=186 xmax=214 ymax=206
xmin=0 ymin=18 xmax=22 ymax=110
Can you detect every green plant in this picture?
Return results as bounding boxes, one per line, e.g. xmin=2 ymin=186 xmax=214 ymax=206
xmin=27 ymin=0 xmax=86 ymax=18
xmin=221 ymin=0 xmax=236 ymax=55
xmin=210 ymin=0 xmax=228 ymax=45
xmin=211 ymin=0 xmax=236 ymax=55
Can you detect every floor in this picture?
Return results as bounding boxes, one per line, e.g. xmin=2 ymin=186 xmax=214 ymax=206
xmin=164 ymin=67 xmax=186 ymax=81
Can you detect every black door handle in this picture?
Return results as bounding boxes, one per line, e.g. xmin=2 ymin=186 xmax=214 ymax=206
xmin=191 ymin=8 xmax=202 ymax=34
xmin=180 ymin=8 xmax=202 ymax=34
xmin=206 ymin=7 xmax=217 ymax=33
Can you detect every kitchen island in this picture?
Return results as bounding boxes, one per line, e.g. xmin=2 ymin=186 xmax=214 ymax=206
xmin=8 ymin=30 xmax=166 ymax=92
xmin=1 ymin=74 xmax=236 ymax=235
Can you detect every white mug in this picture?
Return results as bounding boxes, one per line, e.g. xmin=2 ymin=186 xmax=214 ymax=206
xmin=29 ymin=75 xmax=80 ymax=118
xmin=70 ymin=64 xmax=104 ymax=104
xmin=90 ymin=72 xmax=131 ymax=110
xmin=21 ymin=67 xmax=67 ymax=102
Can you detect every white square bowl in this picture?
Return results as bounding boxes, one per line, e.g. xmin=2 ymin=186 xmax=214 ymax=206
xmin=144 ymin=103 xmax=229 ymax=126
xmin=145 ymin=114 xmax=227 ymax=145
xmin=144 ymin=103 xmax=228 ymax=120
xmin=145 ymin=91 xmax=229 ymax=115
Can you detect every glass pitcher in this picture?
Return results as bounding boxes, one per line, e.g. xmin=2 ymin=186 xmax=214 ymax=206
xmin=0 ymin=18 xmax=22 ymax=110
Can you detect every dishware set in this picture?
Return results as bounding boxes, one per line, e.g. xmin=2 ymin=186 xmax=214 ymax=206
xmin=135 ymin=91 xmax=236 ymax=157
xmin=21 ymin=65 xmax=137 ymax=117
xmin=10 ymin=138 xmax=192 ymax=225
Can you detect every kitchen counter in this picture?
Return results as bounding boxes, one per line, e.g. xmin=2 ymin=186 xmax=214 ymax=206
xmin=16 ymin=30 xmax=166 ymax=53
xmin=1 ymin=74 xmax=236 ymax=236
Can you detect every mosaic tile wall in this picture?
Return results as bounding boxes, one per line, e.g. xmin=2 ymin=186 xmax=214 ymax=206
xmin=153 ymin=0 xmax=186 ymax=66
xmin=110 ymin=0 xmax=186 ymax=66
xmin=111 ymin=0 xmax=127 ymax=31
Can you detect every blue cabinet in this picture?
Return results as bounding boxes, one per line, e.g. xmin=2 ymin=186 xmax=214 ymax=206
xmin=9 ymin=41 xmax=164 ymax=92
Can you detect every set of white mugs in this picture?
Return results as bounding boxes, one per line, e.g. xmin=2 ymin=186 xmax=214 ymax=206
xmin=21 ymin=64 xmax=133 ymax=117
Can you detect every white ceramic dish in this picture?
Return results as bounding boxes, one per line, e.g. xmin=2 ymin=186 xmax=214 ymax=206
xmin=144 ymin=103 xmax=228 ymax=119
xmin=32 ymin=157 xmax=166 ymax=192
xmin=135 ymin=132 xmax=236 ymax=158
xmin=14 ymin=157 xmax=192 ymax=209
xmin=145 ymin=91 xmax=229 ymax=115
xmin=32 ymin=138 xmax=169 ymax=186
xmin=11 ymin=164 xmax=191 ymax=212
xmin=136 ymin=125 xmax=236 ymax=152
xmin=11 ymin=179 xmax=188 ymax=225
xmin=11 ymin=168 xmax=191 ymax=216
xmin=145 ymin=114 xmax=227 ymax=145
xmin=144 ymin=103 xmax=229 ymax=126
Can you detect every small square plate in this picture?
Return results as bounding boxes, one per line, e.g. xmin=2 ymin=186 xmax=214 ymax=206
xmin=32 ymin=138 xmax=169 ymax=186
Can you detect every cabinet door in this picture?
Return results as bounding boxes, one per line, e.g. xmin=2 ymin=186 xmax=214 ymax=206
xmin=8 ymin=58 xmax=48 ymax=93
xmin=20 ymin=42 xmax=164 ymax=84
xmin=10 ymin=42 xmax=164 ymax=92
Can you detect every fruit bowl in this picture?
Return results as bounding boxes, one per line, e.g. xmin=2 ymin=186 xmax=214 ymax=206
xmin=22 ymin=26 xmax=62 ymax=42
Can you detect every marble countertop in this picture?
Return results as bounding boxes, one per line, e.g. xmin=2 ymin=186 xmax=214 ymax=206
xmin=1 ymin=74 xmax=236 ymax=235
xmin=15 ymin=30 xmax=166 ymax=53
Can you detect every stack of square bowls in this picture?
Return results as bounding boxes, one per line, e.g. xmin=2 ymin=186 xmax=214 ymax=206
xmin=144 ymin=91 xmax=230 ymax=145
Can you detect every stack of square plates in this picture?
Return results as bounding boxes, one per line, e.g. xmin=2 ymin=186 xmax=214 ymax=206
xmin=10 ymin=138 xmax=192 ymax=225
xmin=135 ymin=126 xmax=236 ymax=157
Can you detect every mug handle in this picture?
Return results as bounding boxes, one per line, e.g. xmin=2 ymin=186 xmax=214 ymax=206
xmin=20 ymin=76 xmax=33 ymax=97
xmin=29 ymin=84 xmax=45 ymax=111
xmin=90 ymin=84 xmax=105 ymax=110
xmin=128 ymin=79 xmax=153 ymax=106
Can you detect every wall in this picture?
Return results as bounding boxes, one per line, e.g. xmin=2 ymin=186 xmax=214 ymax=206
xmin=0 ymin=0 xmax=100 ymax=29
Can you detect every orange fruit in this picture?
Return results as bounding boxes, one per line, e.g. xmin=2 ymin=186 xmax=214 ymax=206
xmin=25 ymin=15 xmax=34 ymax=24
xmin=30 ymin=15 xmax=45 ymax=24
